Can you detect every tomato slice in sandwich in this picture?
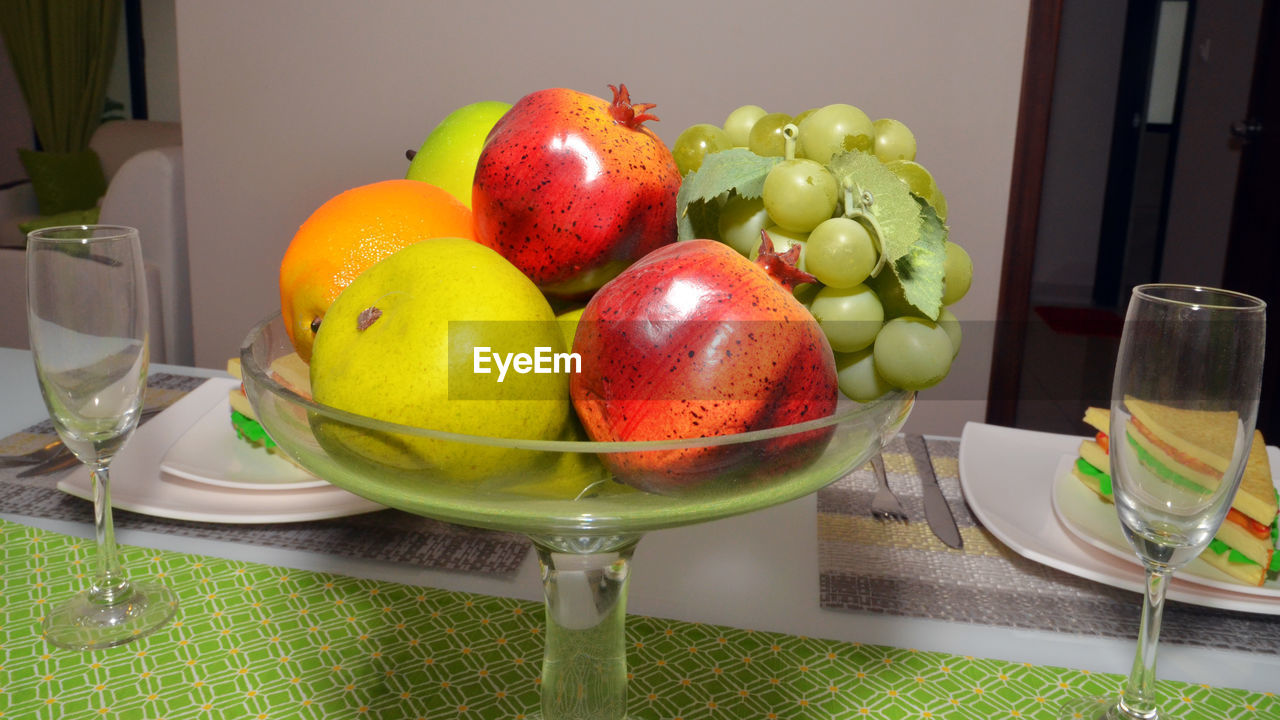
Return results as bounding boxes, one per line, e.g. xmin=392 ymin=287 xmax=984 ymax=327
xmin=1227 ymin=508 xmax=1273 ymax=539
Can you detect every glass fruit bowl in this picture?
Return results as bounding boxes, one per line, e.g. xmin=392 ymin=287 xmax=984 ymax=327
xmin=241 ymin=311 xmax=914 ymax=719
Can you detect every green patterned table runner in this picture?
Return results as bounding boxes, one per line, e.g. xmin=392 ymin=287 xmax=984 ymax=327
xmin=1 ymin=519 xmax=1273 ymax=719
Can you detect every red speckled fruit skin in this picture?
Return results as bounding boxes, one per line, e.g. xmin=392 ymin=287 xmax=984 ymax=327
xmin=471 ymin=87 xmax=681 ymax=295
xmin=570 ymin=240 xmax=839 ymax=493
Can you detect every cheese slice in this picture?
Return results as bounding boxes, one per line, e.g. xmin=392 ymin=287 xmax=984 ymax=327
xmin=1200 ymin=542 xmax=1267 ymax=586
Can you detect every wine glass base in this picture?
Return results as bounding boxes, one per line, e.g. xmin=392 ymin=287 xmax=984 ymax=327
xmin=1059 ymin=695 xmax=1167 ymax=720
xmin=43 ymin=581 xmax=178 ymax=651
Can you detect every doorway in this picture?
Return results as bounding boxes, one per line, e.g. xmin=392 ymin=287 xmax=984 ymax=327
xmin=989 ymin=0 xmax=1269 ymax=437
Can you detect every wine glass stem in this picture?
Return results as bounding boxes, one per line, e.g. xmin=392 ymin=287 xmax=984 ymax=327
xmin=1118 ymin=566 xmax=1171 ymax=719
xmin=536 ymin=541 xmax=638 ymax=720
xmin=89 ymin=463 xmax=131 ymax=605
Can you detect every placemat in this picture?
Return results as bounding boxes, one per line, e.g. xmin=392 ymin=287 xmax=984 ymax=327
xmin=1 ymin=519 xmax=1272 ymax=719
xmin=818 ymin=435 xmax=1280 ymax=655
xmin=0 ymin=373 xmax=530 ymax=576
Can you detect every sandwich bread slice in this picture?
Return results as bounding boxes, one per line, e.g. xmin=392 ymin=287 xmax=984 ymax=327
xmin=227 ymin=354 xmax=310 ymax=461
xmin=1073 ymin=403 xmax=1279 ymax=586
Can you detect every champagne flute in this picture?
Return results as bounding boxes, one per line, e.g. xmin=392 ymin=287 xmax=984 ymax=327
xmin=26 ymin=225 xmax=177 ymax=650
xmin=1063 ymin=284 xmax=1265 ymax=719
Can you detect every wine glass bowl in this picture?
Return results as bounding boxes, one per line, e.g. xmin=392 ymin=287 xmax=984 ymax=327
xmin=26 ymin=225 xmax=178 ymax=650
xmin=241 ymin=311 xmax=913 ymax=718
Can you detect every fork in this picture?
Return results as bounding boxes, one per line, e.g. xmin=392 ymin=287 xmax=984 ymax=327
xmin=869 ymin=453 xmax=908 ymax=521
xmin=0 ymin=437 xmax=66 ymax=468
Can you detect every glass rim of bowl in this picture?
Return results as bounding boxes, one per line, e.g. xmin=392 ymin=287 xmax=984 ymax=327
xmin=241 ymin=311 xmax=914 ymax=454
xmin=1131 ymin=283 xmax=1266 ymax=311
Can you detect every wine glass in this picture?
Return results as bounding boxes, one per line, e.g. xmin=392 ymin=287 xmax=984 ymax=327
xmin=26 ymin=225 xmax=178 ymax=650
xmin=1063 ymin=284 xmax=1265 ymax=720
xmin=241 ymin=312 xmax=913 ymax=719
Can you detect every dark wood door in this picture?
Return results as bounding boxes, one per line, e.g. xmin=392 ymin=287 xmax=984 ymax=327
xmin=1222 ymin=0 xmax=1280 ymax=439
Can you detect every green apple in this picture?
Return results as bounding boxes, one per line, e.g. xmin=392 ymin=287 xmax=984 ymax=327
xmin=309 ymin=237 xmax=570 ymax=480
xmin=405 ymin=100 xmax=511 ymax=208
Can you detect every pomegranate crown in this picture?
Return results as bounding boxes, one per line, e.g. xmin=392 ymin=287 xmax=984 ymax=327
xmin=608 ymin=84 xmax=658 ymax=129
xmin=754 ymin=231 xmax=818 ymax=292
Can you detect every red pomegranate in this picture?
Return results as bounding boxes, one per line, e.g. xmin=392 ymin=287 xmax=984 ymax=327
xmin=471 ymin=84 xmax=681 ymax=297
xmin=570 ymin=237 xmax=839 ymax=493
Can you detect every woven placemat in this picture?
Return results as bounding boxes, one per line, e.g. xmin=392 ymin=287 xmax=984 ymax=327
xmin=0 ymin=373 xmax=530 ymax=576
xmin=817 ymin=435 xmax=1280 ymax=655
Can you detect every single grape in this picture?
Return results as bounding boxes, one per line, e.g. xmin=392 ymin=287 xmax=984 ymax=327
xmin=747 ymin=112 xmax=794 ymax=157
xmin=751 ymin=226 xmax=809 ymax=271
xmin=796 ymin=103 xmax=874 ymax=164
xmin=793 ymin=107 xmax=819 ymax=125
xmin=809 ymin=284 xmax=884 ymax=353
xmin=723 ymin=104 xmax=767 ymax=147
xmin=806 ymin=217 xmax=877 ymax=288
xmin=762 ymin=159 xmax=839 ymax=233
xmin=941 ymin=241 xmax=973 ymax=305
xmin=937 ymin=306 xmax=962 ymax=357
xmin=717 ymin=194 xmax=772 ymax=257
xmin=865 ymin=267 xmax=925 ymax=319
xmin=872 ymin=317 xmax=954 ymax=390
xmin=835 ymin=347 xmax=896 ymax=402
xmin=885 ymin=159 xmax=948 ymax=221
xmin=793 ymin=281 xmax=821 ymax=306
xmin=672 ymin=123 xmax=734 ymax=176
xmin=872 ymin=118 xmax=917 ymax=162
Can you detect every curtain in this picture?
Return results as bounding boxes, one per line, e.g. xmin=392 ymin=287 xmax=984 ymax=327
xmin=0 ymin=0 xmax=122 ymax=153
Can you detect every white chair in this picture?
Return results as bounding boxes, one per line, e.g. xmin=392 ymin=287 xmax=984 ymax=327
xmin=88 ymin=120 xmax=183 ymax=183
xmin=98 ymin=146 xmax=192 ymax=365
xmin=0 ymin=121 xmax=190 ymax=362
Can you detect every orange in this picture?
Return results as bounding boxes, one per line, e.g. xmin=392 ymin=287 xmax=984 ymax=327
xmin=279 ymin=179 xmax=474 ymax=362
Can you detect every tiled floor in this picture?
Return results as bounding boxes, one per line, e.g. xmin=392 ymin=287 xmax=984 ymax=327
xmin=1014 ymin=309 xmax=1121 ymax=436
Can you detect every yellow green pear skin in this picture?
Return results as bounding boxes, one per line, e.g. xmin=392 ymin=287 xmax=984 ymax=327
xmin=405 ymin=101 xmax=511 ymax=208
xmin=309 ymin=237 xmax=570 ymax=480
xmin=555 ymin=307 xmax=585 ymax=351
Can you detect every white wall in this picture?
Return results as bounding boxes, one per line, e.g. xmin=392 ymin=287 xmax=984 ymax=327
xmin=174 ymin=0 xmax=1030 ymax=436
xmin=0 ymin=33 xmax=32 ymax=185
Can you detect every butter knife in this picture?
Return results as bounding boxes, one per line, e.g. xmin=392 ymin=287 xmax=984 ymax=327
xmin=906 ymin=434 xmax=962 ymax=549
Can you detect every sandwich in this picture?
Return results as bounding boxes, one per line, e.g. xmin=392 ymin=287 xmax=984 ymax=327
xmin=1073 ymin=399 xmax=1279 ymax=586
xmin=227 ymin=353 xmax=310 ymax=459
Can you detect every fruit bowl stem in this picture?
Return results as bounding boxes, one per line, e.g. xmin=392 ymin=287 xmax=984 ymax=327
xmin=532 ymin=534 xmax=641 ymax=720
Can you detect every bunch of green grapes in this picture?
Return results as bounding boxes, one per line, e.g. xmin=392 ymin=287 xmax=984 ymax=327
xmin=672 ymin=103 xmax=973 ymax=403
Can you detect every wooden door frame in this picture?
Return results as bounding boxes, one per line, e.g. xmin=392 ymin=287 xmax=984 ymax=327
xmin=985 ymin=0 xmax=1065 ymax=426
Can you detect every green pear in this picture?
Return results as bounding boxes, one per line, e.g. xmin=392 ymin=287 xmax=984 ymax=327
xmin=405 ymin=100 xmax=511 ymax=208
xmin=555 ymin=307 xmax=585 ymax=351
xmin=309 ymin=237 xmax=571 ymax=480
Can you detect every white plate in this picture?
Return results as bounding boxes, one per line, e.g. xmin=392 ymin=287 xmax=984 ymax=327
xmin=958 ymin=422 xmax=1280 ymax=615
xmin=1052 ymin=453 xmax=1280 ymax=598
xmin=161 ymin=392 xmax=329 ymax=491
xmin=57 ymin=378 xmax=385 ymax=523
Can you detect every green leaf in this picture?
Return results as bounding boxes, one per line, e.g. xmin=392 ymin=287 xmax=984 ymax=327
xmin=676 ymin=148 xmax=780 ymax=241
xmin=827 ymin=151 xmax=920 ymax=262
xmin=891 ymin=199 xmax=948 ymax=320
